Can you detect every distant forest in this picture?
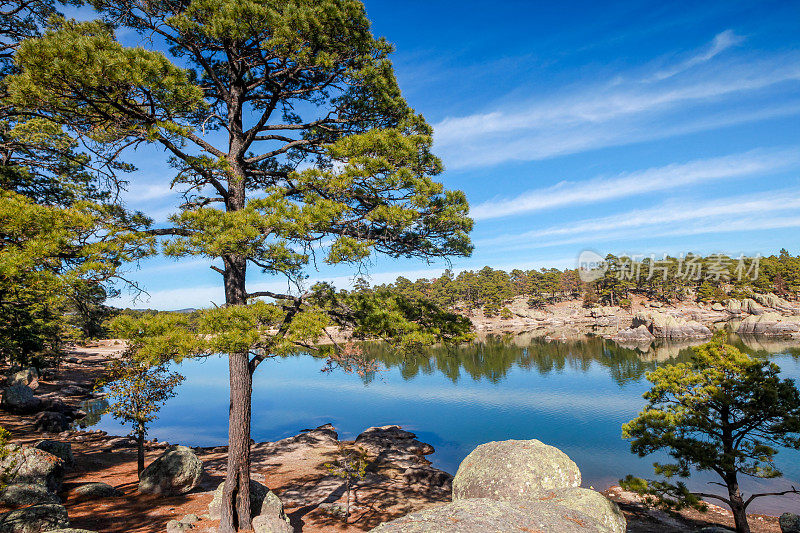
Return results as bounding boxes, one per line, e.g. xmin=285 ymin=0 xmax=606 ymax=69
xmin=118 ymin=250 xmax=800 ymax=319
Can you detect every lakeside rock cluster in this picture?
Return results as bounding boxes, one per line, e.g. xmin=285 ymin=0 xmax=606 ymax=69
xmin=371 ymin=439 xmax=626 ymax=533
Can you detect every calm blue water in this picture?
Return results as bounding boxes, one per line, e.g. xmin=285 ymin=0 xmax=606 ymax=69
xmin=83 ymin=332 xmax=800 ymax=514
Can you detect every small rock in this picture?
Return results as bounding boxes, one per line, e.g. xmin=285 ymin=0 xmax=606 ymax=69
xmin=166 ymin=520 xmax=196 ymax=533
xmin=138 ymin=445 xmax=203 ymax=495
xmin=73 ymin=482 xmax=120 ymax=499
xmin=34 ymin=440 xmax=73 ymax=468
xmin=0 ymin=504 xmax=69 ymax=533
xmin=0 ymin=483 xmax=60 ymax=507
xmin=780 ymin=512 xmax=800 ymax=533
xmin=1 ymin=384 xmax=41 ymax=413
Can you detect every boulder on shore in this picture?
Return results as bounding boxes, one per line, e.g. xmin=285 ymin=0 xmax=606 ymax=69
xmin=737 ymin=312 xmax=800 ymax=336
xmin=632 ymin=311 xmax=711 ymax=338
xmin=452 ymin=439 xmax=580 ymax=500
xmin=0 ymin=503 xmax=69 ymax=533
xmin=138 ymin=445 xmax=203 ymax=495
xmin=370 ymin=498 xmax=604 ymax=533
xmin=1 ymin=384 xmax=41 ymax=413
xmin=741 ymin=298 xmax=766 ymax=315
xmin=208 ymin=480 xmax=287 ymax=523
xmin=1 ymin=447 xmax=64 ymax=492
xmin=33 ymin=411 xmax=70 ymax=433
xmin=34 ymin=440 xmax=73 ymax=468
xmin=726 ymin=299 xmax=742 ymax=315
xmin=613 ymin=325 xmax=655 ymax=342
xmin=530 ymin=487 xmax=626 ymax=533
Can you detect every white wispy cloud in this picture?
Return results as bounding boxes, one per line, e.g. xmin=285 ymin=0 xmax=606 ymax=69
xmin=649 ymin=30 xmax=744 ymax=81
xmin=480 ymin=187 xmax=800 ymax=252
xmin=471 ymin=148 xmax=799 ymax=220
xmin=433 ymin=32 xmax=800 ymax=169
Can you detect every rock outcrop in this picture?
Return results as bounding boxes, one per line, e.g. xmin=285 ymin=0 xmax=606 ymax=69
xmin=726 ymin=299 xmax=742 ymax=315
xmin=356 ymin=425 xmax=452 ymax=491
xmin=0 ymin=503 xmax=69 ymax=533
xmin=373 ymin=439 xmax=624 ymax=533
xmin=741 ymin=298 xmax=766 ymax=316
xmin=138 ymin=445 xmax=203 ymax=495
xmin=632 ymin=311 xmax=711 ymax=338
xmin=33 ymin=411 xmax=70 ymax=433
xmin=752 ymin=293 xmax=798 ymax=315
xmin=737 ymin=313 xmax=800 ymax=336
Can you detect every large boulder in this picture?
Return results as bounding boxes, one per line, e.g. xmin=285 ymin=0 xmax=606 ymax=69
xmin=781 ymin=512 xmax=800 ymax=533
xmin=7 ymin=368 xmax=38 ymax=390
xmin=452 ymin=439 xmax=580 ymax=500
xmin=370 ymin=498 xmax=603 ymax=532
xmin=208 ymin=480 xmax=287 ymax=523
xmin=752 ymin=293 xmax=798 ymax=314
xmin=632 ymin=311 xmax=711 ymax=339
xmin=0 ymin=504 xmax=69 ymax=533
xmin=530 ymin=488 xmax=625 ymax=533
xmin=138 ymin=445 xmax=203 ymax=495
xmin=726 ymin=299 xmax=742 ymax=315
xmin=0 ymin=483 xmax=60 ymax=507
xmin=34 ymin=441 xmax=73 ymax=468
xmin=737 ymin=313 xmax=800 ymax=336
xmin=1 ymin=447 xmax=64 ymax=492
xmin=1 ymin=384 xmax=41 ymax=413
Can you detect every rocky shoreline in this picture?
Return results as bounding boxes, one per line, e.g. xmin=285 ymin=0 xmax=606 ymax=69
xmin=0 ymin=342 xmax=794 ymax=532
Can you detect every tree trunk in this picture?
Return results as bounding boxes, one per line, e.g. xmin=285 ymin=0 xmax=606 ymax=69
xmin=136 ymin=428 xmax=145 ymax=478
xmin=345 ymin=479 xmax=350 ymax=522
xmin=219 ymin=254 xmax=253 ymax=533
xmin=727 ymin=477 xmax=751 ymax=533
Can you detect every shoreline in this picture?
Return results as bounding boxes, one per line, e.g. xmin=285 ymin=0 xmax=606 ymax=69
xmin=0 ymin=341 xmax=792 ymax=532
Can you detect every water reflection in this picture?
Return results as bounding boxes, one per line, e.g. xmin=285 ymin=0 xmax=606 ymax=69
xmin=359 ymin=331 xmax=800 ymax=386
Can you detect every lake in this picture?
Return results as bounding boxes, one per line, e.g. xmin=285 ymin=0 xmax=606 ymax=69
xmin=82 ymin=331 xmax=800 ymax=514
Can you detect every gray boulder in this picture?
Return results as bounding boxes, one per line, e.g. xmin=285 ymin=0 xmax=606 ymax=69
xmin=781 ymin=512 xmax=800 ymax=533
xmin=737 ymin=312 xmax=800 ymax=336
xmin=208 ymin=480 xmax=287 ymax=523
xmin=614 ymin=325 xmax=655 ymax=342
xmin=752 ymin=293 xmax=797 ymax=314
xmin=252 ymin=514 xmax=293 ymax=533
xmin=0 ymin=483 xmax=59 ymax=507
xmin=73 ymin=482 xmax=120 ymax=499
xmin=452 ymin=439 xmax=580 ymax=500
xmin=710 ymin=303 xmax=725 ymax=312
xmin=138 ymin=445 xmax=203 ymax=495
xmin=34 ymin=441 xmax=73 ymax=468
xmin=530 ymin=487 xmax=625 ymax=533
xmin=741 ymin=298 xmax=766 ymax=315
xmin=8 ymin=368 xmax=38 ymax=390
xmin=166 ymin=514 xmax=199 ymax=533
xmin=370 ymin=498 xmax=603 ymax=532
xmin=632 ymin=311 xmax=711 ymax=339
xmin=726 ymin=299 xmax=742 ymax=315
xmin=1 ymin=447 xmax=64 ymax=492
xmin=0 ymin=504 xmax=69 ymax=533
xmin=1 ymin=384 xmax=41 ymax=413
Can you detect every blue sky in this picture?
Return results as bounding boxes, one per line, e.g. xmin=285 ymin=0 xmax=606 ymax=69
xmin=105 ymin=0 xmax=800 ymax=309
